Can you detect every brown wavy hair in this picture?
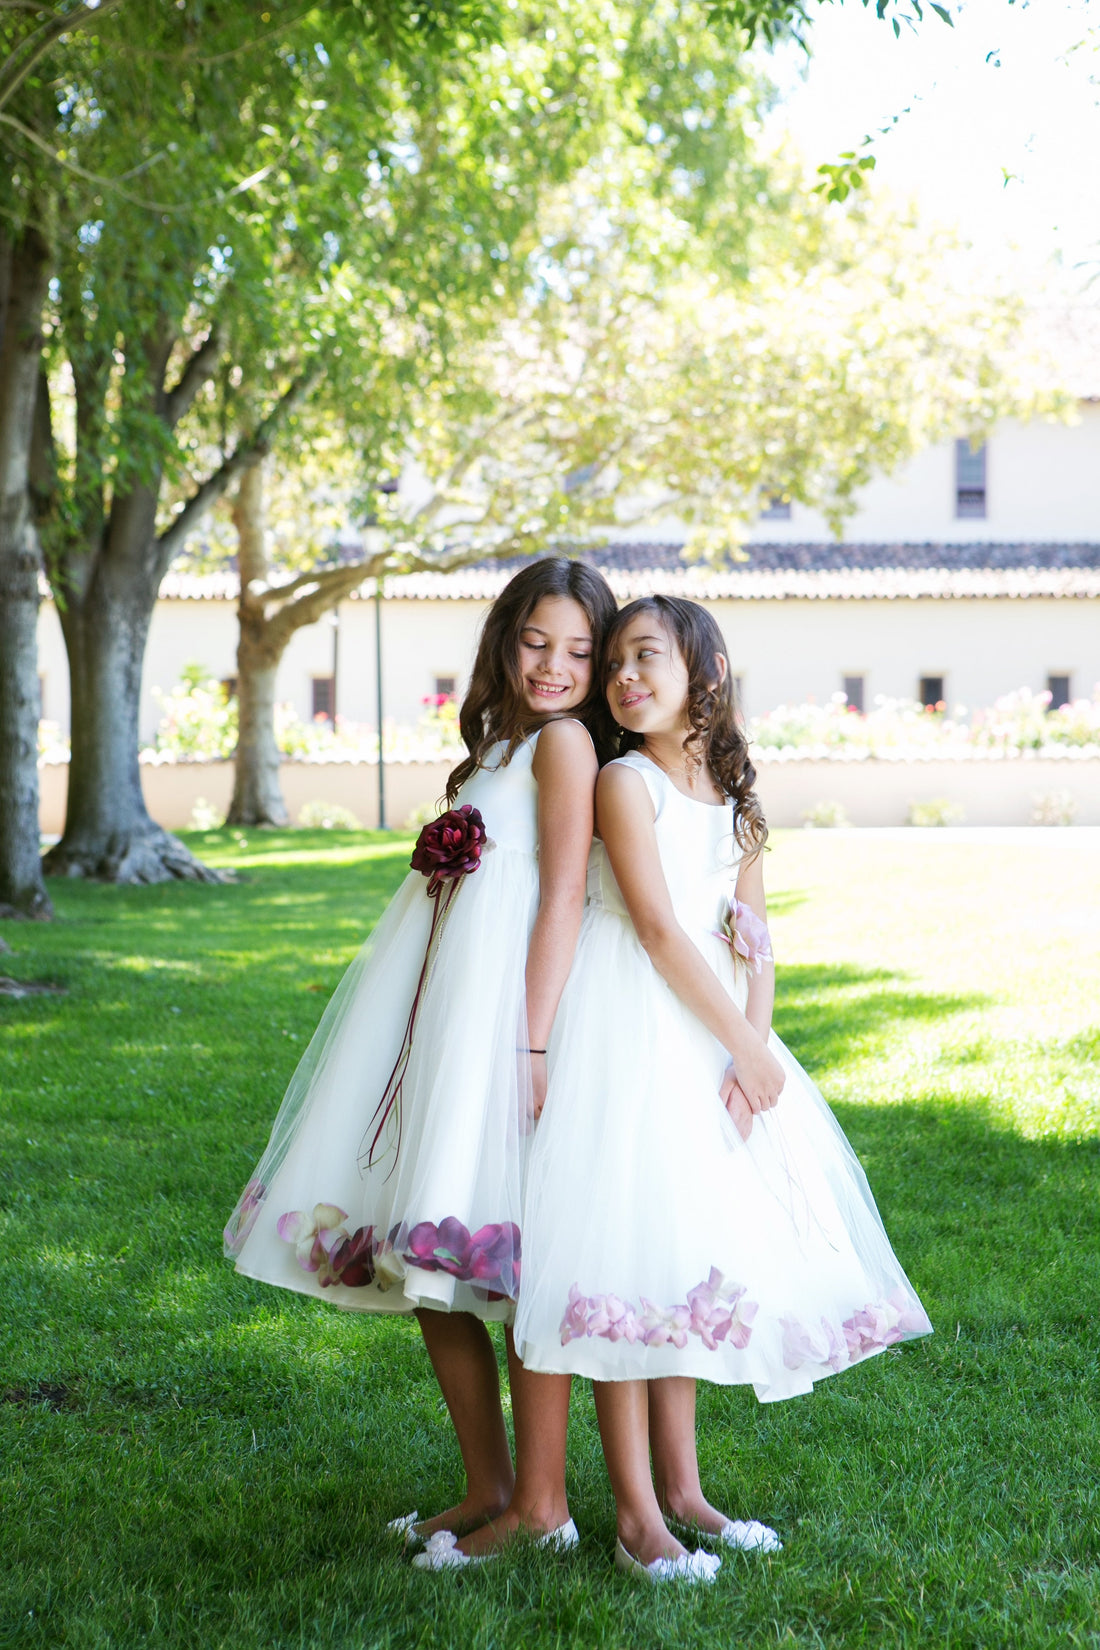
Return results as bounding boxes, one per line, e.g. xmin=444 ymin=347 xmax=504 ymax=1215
xmin=606 ymin=595 xmax=768 ymax=856
xmin=446 ymin=558 xmax=618 ymax=802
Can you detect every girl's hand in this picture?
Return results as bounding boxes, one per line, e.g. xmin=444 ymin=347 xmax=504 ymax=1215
xmin=719 ymin=1066 xmax=754 ymax=1142
xmin=729 ymin=1025 xmax=785 ymax=1114
xmin=530 ymin=1051 xmax=548 ymax=1121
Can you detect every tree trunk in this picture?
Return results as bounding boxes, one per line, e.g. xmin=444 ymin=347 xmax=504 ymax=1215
xmin=226 ymin=459 xmax=289 ymax=826
xmin=228 ymin=645 xmax=288 ymax=826
xmin=0 ymin=224 xmax=53 ymax=919
xmin=43 ymin=553 xmax=224 ymax=884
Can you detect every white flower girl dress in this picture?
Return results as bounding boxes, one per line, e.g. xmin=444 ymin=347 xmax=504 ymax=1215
xmin=223 ymin=735 xmax=548 ymax=1324
xmin=514 ymin=752 xmax=932 ymax=1399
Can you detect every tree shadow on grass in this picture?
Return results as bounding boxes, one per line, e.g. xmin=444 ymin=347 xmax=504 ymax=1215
xmin=4 ymin=1085 xmax=1099 ymax=1650
xmin=774 ymin=962 xmax=991 ymax=1078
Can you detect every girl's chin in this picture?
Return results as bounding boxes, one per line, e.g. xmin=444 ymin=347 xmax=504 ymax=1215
xmin=526 ymin=692 xmax=580 ymax=716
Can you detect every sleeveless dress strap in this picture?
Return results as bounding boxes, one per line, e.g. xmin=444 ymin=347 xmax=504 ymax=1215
xmin=609 ymin=751 xmax=664 ymax=815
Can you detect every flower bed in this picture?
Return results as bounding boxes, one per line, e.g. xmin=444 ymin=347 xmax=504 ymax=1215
xmin=751 ymin=688 xmax=1100 ymax=762
xmin=36 ymin=685 xmax=1100 ymax=832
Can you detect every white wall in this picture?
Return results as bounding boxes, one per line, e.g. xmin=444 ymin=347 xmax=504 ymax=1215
xmin=38 ymin=587 xmax=1099 ymax=741
xmin=708 ymin=596 xmax=1099 ymax=716
xmin=741 ymin=406 xmax=1100 ymax=546
xmin=34 ymin=405 xmax=1100 ymax=740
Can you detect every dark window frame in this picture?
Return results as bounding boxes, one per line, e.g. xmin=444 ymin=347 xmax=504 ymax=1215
xmin=842 ymin=674 xmax=865 ymax=715
xmin=919 ymin=675 xmax=945 ymax=709
xmin=955 ymin=438 xmax=987 ymax=519
xmin=311 ymin=676 xmax=336 ymax=722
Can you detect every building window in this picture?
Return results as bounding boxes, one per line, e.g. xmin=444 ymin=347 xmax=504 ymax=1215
xmin=919 ymin=676 xmax=945 ymax=709
xmin=955 ymin=439 xmax=987 ymax=518
xmin=434 ymin=675 xmax=457 ymax=698
xmin=759 ymin=493 xmax=791 ymax=521
xmin=220 ymin=676 xmax=238 ymax=702
xmin=842 ymin=675 xmax=865 ymax=714
xmin=312 ymin=676 xmax=335 ymax=721
xmin=1047 ymin=674 xmax=1071 ymax=710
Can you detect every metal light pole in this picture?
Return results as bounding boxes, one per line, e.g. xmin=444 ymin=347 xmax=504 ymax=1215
xmin=374 ymin=574 xmax=386 ymax=829
xmin=329 ymin=605 xmax=340 ymax=723
xmin=372 ymin=476 xmax=399 ymax=832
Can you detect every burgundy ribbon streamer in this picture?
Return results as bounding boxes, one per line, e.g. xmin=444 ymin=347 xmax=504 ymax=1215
xmin=360 ymin=874 xmax=459 ymax=1172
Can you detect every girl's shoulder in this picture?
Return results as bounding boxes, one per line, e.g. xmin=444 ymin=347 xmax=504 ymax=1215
xmin=531 ymin=715 xmax=595 ymax=756
xmin=597 ymin=751 xmax=663 ymax=817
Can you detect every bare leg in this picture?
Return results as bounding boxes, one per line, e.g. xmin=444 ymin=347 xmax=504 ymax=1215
xmin=457 ymin=1329 xmax=572 ymax=1555
xmin=648 ymin=1376 xmax=734 ymax=1533
xmin=412 ymin=1308 xmax=515 ymax=1538
xmin=593 ymin=1379 xmax=687 ymax=1566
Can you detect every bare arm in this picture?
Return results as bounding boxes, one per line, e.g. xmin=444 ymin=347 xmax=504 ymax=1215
xmin=719 ymin=846 xmax=777 ymax=1137
xmin=596 ymin=765 xmax=784 ymax=1115
xmin=734 ymin=847 xmax=775 ymax=1043
xmin=526 ymin=720 xmax=598 ymax=1113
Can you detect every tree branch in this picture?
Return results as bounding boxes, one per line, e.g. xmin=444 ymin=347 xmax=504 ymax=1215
xmin=262 ymin=559 xmax=385 ymax=653
xmin=156 ymin=363 xmax=322 ymax=564
xmin=163 ymin=322 xmax=223 ymax=429
xmin=0 ymin=0 xmax=129 ymax=114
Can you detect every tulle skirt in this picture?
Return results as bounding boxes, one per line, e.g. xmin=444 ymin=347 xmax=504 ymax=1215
xmin=224 ymin=846 xmax=539 ymax=1323
xmin=513 ymin=905 xmax=932 ymax=1399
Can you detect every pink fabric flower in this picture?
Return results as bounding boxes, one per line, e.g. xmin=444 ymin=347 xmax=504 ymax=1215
xmin=223 ymin=1178 xmax=266 ymax=1254
xmin=557 ymin=1270 xmax=757 ymax=1354
xmin=715 ymin=898 xmax=774 ymax=974
xmin=402 ymin=1217 xmax=520 ymax=1294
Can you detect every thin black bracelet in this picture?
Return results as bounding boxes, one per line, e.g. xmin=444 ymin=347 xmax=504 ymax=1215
xmin=519 ymin=1047 xmax=547 ymax=1055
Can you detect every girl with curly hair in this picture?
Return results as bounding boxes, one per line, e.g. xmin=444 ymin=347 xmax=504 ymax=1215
xmin=505 ymin=596 xmax=932 ymax=1584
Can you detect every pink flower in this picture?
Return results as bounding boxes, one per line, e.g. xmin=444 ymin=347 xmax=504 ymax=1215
xmin=714 ymin=899 xmax=774 ymax=974
xmin=223 ymin=1178 xmax=266 ymax=1253
xmin=728 ymin=1298 xmax=758 ymax=1351
xmin=277 ymin=1203 xmax=349 ymax=1274
xmin=402 ymin=1218 xmax=520 ymax=1293
xmin=565 ymin=1271 xmax=757 ymax=1354
xmin=781 ymin=1314 xmax=846 ymax=1372
xmin=560 ymin=1284 xmax=590 ymax=1344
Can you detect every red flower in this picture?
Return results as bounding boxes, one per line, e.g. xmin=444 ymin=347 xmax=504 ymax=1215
xmin=325 ymin=1225 xmax=376 ymax=1288
xmin=410 ymin=805 xmax=487 ymax=889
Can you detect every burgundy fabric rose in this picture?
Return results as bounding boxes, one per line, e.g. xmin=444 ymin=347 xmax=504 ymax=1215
xmin=410 ymin=805 xmax=488 ymax=888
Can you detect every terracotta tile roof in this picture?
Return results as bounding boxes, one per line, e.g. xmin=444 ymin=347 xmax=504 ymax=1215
xmin=153 ymin=541 xmax=1100 ymax=604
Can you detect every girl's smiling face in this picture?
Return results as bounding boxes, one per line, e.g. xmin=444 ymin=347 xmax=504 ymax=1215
xmin=605 ymin=612 xmax=691 ymax=737
xmin=517 ymin=595 xmax=595 ymax=718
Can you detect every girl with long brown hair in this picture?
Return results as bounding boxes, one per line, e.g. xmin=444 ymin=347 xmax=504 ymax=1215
xmin=225 ymin=556 xmax=615 ymax=1553
xmin=510 ymin=595 xmax=931 ymax=1583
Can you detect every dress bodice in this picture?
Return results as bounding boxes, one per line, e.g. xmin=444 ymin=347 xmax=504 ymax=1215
xmin=587 ymin=751 xmax=743 ymax=939
xmin=453 ymin=733 xmax=541 ymax=856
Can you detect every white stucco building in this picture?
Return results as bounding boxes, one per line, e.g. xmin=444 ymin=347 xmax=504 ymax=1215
xmin=36 ymin=400 xmax=1100 ymax=742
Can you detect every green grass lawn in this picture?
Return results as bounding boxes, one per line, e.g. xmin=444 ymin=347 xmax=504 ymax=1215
xmin=2 ymin=827 xmax=1098 ymax=1650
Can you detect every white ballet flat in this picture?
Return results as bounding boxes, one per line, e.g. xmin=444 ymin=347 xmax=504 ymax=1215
xmin=717 ymin=1518 xmax=782 ymax=1553
xmin=412 ymin=1519 xmax=580 ymax=1571
xmin=614 ymin=1538 xmax=721 ymax=1584
xmin=386 ymin=1511 xmax=430 ymax=1549
xmin=670 ymin=1513 xmax=783 ymax=1553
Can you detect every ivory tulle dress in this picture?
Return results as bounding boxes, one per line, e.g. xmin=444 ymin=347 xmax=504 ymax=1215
xmin=223 ymin=734 xmax=549 ymax=1324
xmin=513 ymin=752 xmax=932 ymax=1400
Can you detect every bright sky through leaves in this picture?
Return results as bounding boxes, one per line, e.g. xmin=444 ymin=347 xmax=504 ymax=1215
xmin=765 ymin=0 xmax=1100 ymax=295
